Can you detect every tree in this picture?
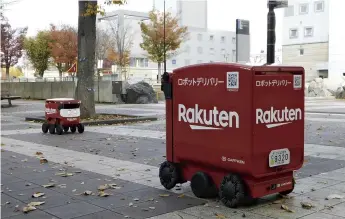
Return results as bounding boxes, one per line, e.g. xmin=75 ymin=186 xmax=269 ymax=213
xmin=107 ymin=22 xmax=132 ymax=79
xmin=24 ymin=31 xmax=51 ymax=77
xmin=0 ymin=17 xmax=27 ymax=79
xmin=76 ymin=0 xmax=126 ymax=118
xmin=48 ymin=24 xmax=77 ymax=77
xmin=140 ymin=9 xmax=188 ymax=80
xmin=95 ymin=28 xmax=114 ymax=63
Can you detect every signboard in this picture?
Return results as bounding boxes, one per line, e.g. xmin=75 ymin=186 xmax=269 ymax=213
xmin=267 ymin=0 xmax=288 ymax=8
xmin=236 ymin=19 xmax=249 ymax=35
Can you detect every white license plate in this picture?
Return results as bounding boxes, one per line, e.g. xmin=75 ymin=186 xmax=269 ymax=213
xmin=269 ymin=148 xmax=290 ymax=167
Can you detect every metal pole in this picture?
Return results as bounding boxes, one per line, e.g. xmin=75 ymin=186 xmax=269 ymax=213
xmin=163 ymin=0 xmax=166 ymax=74
xmin=267 ymin=1 xmax=276 ymax=65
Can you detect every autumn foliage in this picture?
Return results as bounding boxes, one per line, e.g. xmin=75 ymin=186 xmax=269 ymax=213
xmin=48 ymin=24 xmax=77 ymax=76
xmin=140 ymin=10 xmax=188 ymax=66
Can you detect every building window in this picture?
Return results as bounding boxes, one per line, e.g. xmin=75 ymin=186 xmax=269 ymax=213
xmin=304 ymin=27 xmax=313 ymax=37
xmin=197 ymin=34 xmax=202 ymax=41
xmin=299 ymin=3 xmax=309 ymax=14
xmin=284 ymin=5 xmax=294 ymax=17
xmin=232 ymin=37 xmax=236 ymax=44
xmin=197 ymin=47 xmax=203 ymax=54
xmin=315 ymin=1 xmax=324 ymax=12
xmin=184 ymin=59 xmax=190 ymax=65
xmin=221 ymin=36 xmax=226 ymax=43
xmin=172 ymin=59 xmax=176 ymax=65
xmin=299 ymin=48 xmax=304 ymax=56
xmin=289 ymin=28 xmax=298 ymax=38
xmin=129 ymin=58 xmax=148 ymax=67
xmin=209 ymin=48 xmax=215 ymax=55
xmin=197 ymin=60 xmax=202 ymax=64
xmin=209 ymin=35 xmax=214 ymax=41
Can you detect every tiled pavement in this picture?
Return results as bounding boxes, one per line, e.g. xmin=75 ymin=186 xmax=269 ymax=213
xmin=1 ymin=98 xmax=345 ymax=218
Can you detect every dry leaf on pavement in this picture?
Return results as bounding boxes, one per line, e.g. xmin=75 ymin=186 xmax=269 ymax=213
xmin=281 ymin=204 xmax=295 ymax=213
xmin=98 ymin=184 xmax=109 ymax=191
xmin=214 ymin=213 xmax=226 ymax=219
xmin=79 ymin=190 xmax=93 ymax=196
xmin=32 ymin=192 xmax=45 ymax=198
xmin=35 ymin=152 xmax=43 ymax=156
xmin=23 ymin=205 xmax=36 ymax=213
xmin=149 ymin=207 xmax=155 ymax=210
xmin=42 ymin=183 xmax=55 ymax=188
xmin=40 ymin=158 xmax=48 ymax=164
xmin=129 ymin=202 xmax=133 ymax=207
xmin=55 ymin=172 xmax=73 ymax=177
xmin=177 ymin=194 xmax=185 ymax=198
xmin=159 ymin=194 xmax=170 ymax=197
xmin=326 ymin=194 xmax=344 ymax=200
xmin=28 ymin=201 xmax=45 ymax=207
xmin=98 ymin=191 xmax=111 ymax=197
xmin=300 ymin=202 xmax=314 ymax=209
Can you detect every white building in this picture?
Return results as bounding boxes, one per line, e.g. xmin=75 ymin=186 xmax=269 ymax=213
xmin=98 ymin=0 xmax=240 ymax=82
xmin=282 ymin=0 xmax=345 ymax=89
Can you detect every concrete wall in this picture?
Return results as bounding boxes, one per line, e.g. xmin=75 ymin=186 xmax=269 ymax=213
xmin=1 ymin=81 xmax=123 ymax=103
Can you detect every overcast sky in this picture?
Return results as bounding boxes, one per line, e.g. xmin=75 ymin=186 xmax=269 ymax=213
xmin=3 ymin=0 xmax=284 ymax=54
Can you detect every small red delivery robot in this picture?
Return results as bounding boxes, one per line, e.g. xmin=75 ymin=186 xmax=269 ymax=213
xmin=159 ymin=63 xmax=304 ymax=207
xmin=42 ymin=98 xmax=85 ymax=135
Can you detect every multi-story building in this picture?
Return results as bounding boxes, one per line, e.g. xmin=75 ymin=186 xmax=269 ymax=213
xmin=98 ymin=0 xmax=245 ymax=82
xmin=282 ymin=0 xmax=345 ymax=89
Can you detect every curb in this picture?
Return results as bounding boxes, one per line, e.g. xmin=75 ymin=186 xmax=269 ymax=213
xmin=25 ymin=114 xmax=158 ymax=126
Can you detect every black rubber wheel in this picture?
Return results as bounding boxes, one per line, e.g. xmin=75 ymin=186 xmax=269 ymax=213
xmin=219 ymin=174 xmax=247 ymax=208
xmin=77 ymin=124 xmax=84 ymax=133
xmin=42 ymin=123 xmax=49 ymax=133
xmin=63 ymin=126 xmax=69 ymax=133
xmin=48 ymin=124 xmax=56 ymax=134
xmin=70 ymin=126 xmax=76 ymax=133
xmin=279 ymin=178 xmax=295 ymax=196
xmin=159 ymin=161 xmax=179 ymax=190
xmin=191 ymin=172 xmax=218 ymax=198
xmin=56 ymin=125 xmax=63 ymax=135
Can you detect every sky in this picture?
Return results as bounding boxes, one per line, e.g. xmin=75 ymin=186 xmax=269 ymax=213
xmin=3 ymin=0 xmax=284 ymax=54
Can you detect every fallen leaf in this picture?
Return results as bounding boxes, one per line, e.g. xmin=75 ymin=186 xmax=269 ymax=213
xmin=117 ymin=168 xmax=126 ymax=171
xmin=79 ymin=190 xmax=93 ymax=196
xmin=40 ymin=158 xmax=48 ymax=164
xmin=149 ymin=206 xmax=155 ymax=210
xmin=55 ymin=172 xmax=73 ymax=177
xmin=23 ymin=205 xmax=36 ymax=213
xmin=311 ymin=188 xmax=316 ymax=192
xmin=326 ymin=194 xmax=344 ymax=200
xmin=98 ymin=184 xmax=109 ymax=191
xmin=281 ymin=204 xmax=295 ymax=213
xmin=178 ymin=194 xmax=185 ymax=198
xmin=129 ymin=202 xmax=133 ymax=207
xmin=21 ymin=159 xmax=28 ymax=162
xmin=215 ymin=213 xmax=226 ymax=219
xmin=35 ymin=152 xmax=43 ymax=156
xmin=300 ymin=202 xmax=314 ymax=209
xmin=42 ymin=183 xmax=55 ymax=188
xmin=32 ymin=192 xmax=45 ymax=198
xmin=58 ymin=184 xmax=67 ymax=188
xmin=28 ymin=201 xmax=45 ymax=206
xmin=317 ymin=181 xmax=328 ymax=184
xmin=133 ymin=198 xmax=139 ymax=201
xmin=1 ymin=143 xmax=5 ymax=146
xmin=159 ymin=194 xmax=170 ymax=197
xmin=98 ymin=191 xmax=111 ymax=197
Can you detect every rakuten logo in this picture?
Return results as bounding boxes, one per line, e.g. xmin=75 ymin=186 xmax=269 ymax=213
xmin=256 ymin=107 xmax=302 ymax=128
xmin=178 ymin=104 xmax=239 ymax=130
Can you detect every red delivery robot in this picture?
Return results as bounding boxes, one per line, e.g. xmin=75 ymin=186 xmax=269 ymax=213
xmin=159 ymin=63 xmax=304 ymax=208
xmin=42 ymin=98 xmax=85 ymax=135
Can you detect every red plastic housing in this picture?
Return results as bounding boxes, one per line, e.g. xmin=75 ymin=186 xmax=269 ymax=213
xmin=165 ymin=63 xmax=305 ymax=198
xmin=45 ymin=98 xmax=81 ymax=126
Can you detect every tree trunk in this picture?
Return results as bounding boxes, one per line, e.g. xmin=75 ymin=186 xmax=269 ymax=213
xmin=5 ymin=66 xmax=10 ymax=80
xmin=75 ymin=0 xmax=96 ymax=118
xmin=157 ymin=62 xmax=161 ymax=83
xmin=56 ymin=63 xmax=63 ymax=79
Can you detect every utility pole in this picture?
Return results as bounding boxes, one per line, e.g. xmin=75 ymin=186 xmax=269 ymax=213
xmin=163 ymin=0 xmax=166 ymax=79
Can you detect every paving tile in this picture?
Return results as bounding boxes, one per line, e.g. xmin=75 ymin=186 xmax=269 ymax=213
xmin=321 ymin=202 xmax=345 ymax=217
xmin=147 ymin=211 xmax=200 ymax=219
xmin=0 ymin=194 xmax=26 ymax=218
xmin=316 ymin=172 xmax=345 ymax=182
xmin=229 ymin=212 xmax=275 ymax=219
xmin=181 ymin=204 xmax=240 ymax=218
xmin=4 ymin=209 xmax=59 ymax=219
xmin=73 ymin=210 xmax=125 ymax=219
xmin=5 ymin=187 xmax=64 ymax=201
xmin=14 ymin=169 xmax=58 ymax=181
xmin=21 ymin=193 xmax=81 ymax=210
xmin=1 ymin=173 xmax=24 ymax=184
xmin=300 ymin=212 xmax=345 ymax=219
xmin=124 ymin=187 xmax=174 ymax=201
xmin=86 ymin=193 xmax=133 ymax=209
xmin=331 ymin=182 xmax=345 ymax=193
xmin=44 ymin=202 xmax=104 ymax=219
xmin=249 ymin=202 xmax=316 ymax=219
xmin=2 ymin=180 xmax=41 ymax=192
xmin=302 ymin=187 xmax=345 ymax=201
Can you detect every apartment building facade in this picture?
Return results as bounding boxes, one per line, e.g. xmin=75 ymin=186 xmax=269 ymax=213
xmin=282 ymin=0 xmax=345 ymax=89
